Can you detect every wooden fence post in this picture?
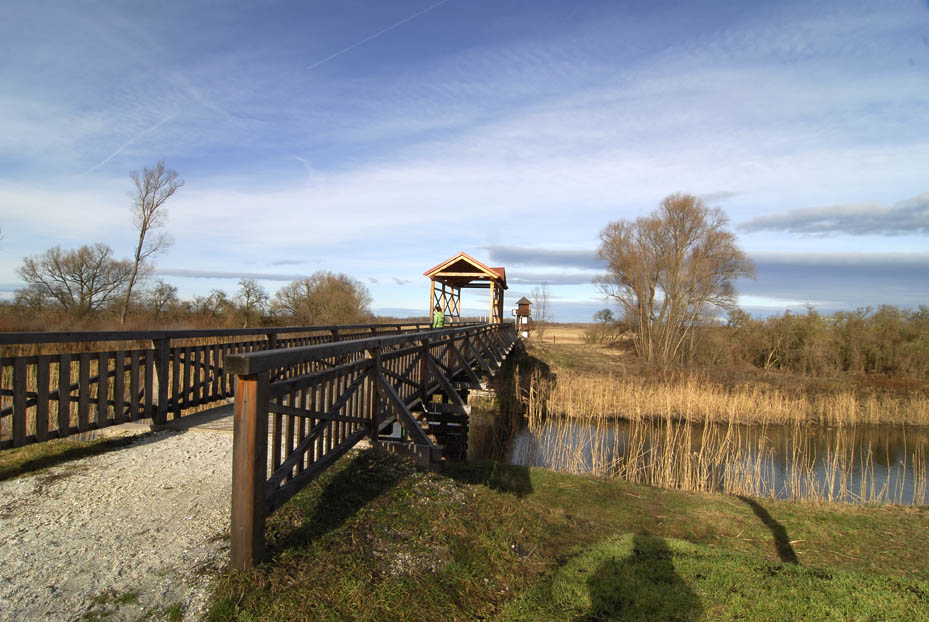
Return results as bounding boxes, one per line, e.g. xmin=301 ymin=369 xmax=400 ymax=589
xmin=231 ymin=371 xmax=270 ymax=569
xmin=154 ymin=338 xmax=170 ymax=424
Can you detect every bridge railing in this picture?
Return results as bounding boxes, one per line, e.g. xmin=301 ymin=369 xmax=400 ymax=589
xmin=224 ymin=322 xmax=516 ymax=568
xmin=0 ymin=322 xmax=466 ymax=450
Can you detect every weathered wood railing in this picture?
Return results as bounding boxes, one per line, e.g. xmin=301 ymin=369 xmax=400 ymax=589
xmin=0 ymin=322 xmax=460 ymax=450
xmin=224 ymin=322 xmax=517 ymax=568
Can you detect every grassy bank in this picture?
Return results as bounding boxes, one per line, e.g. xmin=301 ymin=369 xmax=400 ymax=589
xmin=207 ymin=447 xmax=929 ymax=621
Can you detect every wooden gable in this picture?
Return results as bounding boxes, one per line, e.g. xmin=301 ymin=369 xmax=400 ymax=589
xmin=423 ymin=252 xmax=507 ymax=290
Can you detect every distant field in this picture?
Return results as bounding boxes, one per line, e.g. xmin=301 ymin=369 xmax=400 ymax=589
xmin=528 ymin=323 xmax=589 ymax=344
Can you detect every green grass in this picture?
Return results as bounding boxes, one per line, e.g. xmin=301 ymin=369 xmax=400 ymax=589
xmin=207 ymin=448 xmax=929 ymax=621
xmin=501 ymin=533 xmax=928 ymax=621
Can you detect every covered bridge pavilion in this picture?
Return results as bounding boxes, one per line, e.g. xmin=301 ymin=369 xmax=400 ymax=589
xmin=424 ymin=252 xmax=508 ymax=324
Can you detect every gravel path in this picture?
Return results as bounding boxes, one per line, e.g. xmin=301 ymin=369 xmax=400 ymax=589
xmin=0 ymin=430 xmax=233 ymax=621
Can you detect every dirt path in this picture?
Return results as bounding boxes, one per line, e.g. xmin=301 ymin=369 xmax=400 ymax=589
xmin=0 ymin=430 xmax=232 ymax=621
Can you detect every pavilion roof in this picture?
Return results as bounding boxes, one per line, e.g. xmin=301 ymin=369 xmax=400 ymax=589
xmin=424 ymin=252 xmax=507 ymax=289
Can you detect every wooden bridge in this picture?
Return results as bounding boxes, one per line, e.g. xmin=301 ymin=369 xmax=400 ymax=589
xmin=0 ymin=322 xmax=445 ymax=449
xmin=0 ymin=320 xmax=517 ymax=568
xmin=224 ymin=321 xmax=516 ymax=567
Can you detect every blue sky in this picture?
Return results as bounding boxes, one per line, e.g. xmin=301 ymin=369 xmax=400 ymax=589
xmin=1 ymin=0 xmax=928 ymax=321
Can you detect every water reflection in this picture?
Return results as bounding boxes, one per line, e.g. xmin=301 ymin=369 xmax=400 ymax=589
xmin=509 ymin=419 xmax=929 ymax=505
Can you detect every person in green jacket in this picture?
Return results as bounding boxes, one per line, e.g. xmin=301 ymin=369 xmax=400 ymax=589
xmin=432 ymin=304 xmax=445 ymax=328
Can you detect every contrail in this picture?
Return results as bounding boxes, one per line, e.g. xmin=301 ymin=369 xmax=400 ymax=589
xmin=84 ymin=115 xmax=172 ymax=174
xmin=306 ymin=0 xmax=451 ymax=71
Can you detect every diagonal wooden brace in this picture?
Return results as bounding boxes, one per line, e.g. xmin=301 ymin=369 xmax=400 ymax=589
xmin=449 ymin=339 xmax=483 ymax=388
xmin=424 ymin=352 xmax=471 ymax=416
xmin=463 ymin=337 xmax=494 ymax=377
xmin=374 ymin=369 xmax=433 ymax=446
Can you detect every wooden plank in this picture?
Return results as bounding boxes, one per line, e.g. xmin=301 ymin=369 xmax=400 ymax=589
xmin=267 ymin=396 xmax=370 ymax=425
xmin=184 ymin=346 xmax=194 ymax=411
xmin=171 ymin=345 xmax=181 ymax=420
xmin=129 ymin=350 xmax=140 ymax=421
xmin=230 ymin=372 xmax=269 ymax=569
xmin=154 ymin=339 xmax=169 ymax=424
xmin=284 ymin=394 xmax=295 ymax=482
xmin=271 ymin=397 xmax=282 ymax=473
xmin=219 ymin=343 xmax=228 ymax=397
xmin=58 ymin=354 xmax=71 ymax=436
xmin=12 ymin=358 xmax=27 ymax=447
xmin=145 ymin=349 xmax=155 ymax=421
xmin=78 ymin=353 xmax=90 ymax=432
xmin=114 ymin=351 xmax=125 ymax=424
xmin=36 ymin=355 xmax=50 ymax=442
xmin=97 ymin=351 xmax=109 ymax=426
xmin=325 ymin=378 xmax=334 ymax=453
xmin=296 ymin=388 xmax=307 ymax=472
xmin=211 ymin=344 xmax=220 ymax=401
xmin=196 ymin=346 xmax=206 ymax=405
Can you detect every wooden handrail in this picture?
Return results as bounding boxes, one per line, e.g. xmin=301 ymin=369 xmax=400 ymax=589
xmin=224 ymin=324 xmax=496 ymax=375
xmin=229 ymin=322 xmax=518 ymax=568
xmin=0 ymin=322 xmax=455 ymax=346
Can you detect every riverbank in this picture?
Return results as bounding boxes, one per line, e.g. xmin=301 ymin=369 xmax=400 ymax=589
xmin=523 ymin=339 xmax=929 ymax=426
xmin=3 ymin=433 xmax=926 ymax=620
xmin=207 ymin=447 xmax=928 ymax=621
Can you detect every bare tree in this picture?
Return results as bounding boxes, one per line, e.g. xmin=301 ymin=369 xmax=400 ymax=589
xmin=120 ymin=161 xmax=183 ymax=324
xmin=596 ymin=193 xmax=754 ymax=367
xmin=530 ymin=282 xmax=553 ymax=339
xmin=144 ymin=279 xmax=180 ymax=320
xmin=192 ymin=289 xmax=234 ymax=320
xmin=235 ymin=278 xmax=269 ymax=327
xmin=17 ymin=244 xmax=133 ymax=318
xmin=272 ymin=271 xmax=372 ymax=325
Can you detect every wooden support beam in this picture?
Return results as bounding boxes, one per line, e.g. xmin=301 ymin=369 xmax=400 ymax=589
xmin=463 ymin=337 xmax=494 ymax=377
xmin=374 ymin=370 xmax=433 ymax=446
xmin=424 ymin=353 xmax=471 ymax=417
xmin=448 ymin=340 xmax=483 ymax=388
xmin=230 ymin=372 xmax=269 ymax=569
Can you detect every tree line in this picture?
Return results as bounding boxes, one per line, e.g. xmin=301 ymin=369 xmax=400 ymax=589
xmin=591 ymin=192 xmax=928 ymax=380
xmin=716 ymin=305 xmax=929 ymax=379
xmin=5 ymin=270 xmax=374 ymax=331
xmin=4 ymin=161 xmax=373 ymax=331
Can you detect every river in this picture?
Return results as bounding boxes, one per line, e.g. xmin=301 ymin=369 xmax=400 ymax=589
xmin=500 ymin=417 xmax=929 ymax=505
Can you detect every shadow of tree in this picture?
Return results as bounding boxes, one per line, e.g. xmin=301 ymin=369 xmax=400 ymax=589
xmin=445 ymin=460 xmax=534 ymax=497
xmin=737 ymin=495 xmax=799 ymax=564
xmin=583 ymin=535 xmax=702 ymax=622
xmin=265 ymin=447 xmax=415 ymax=554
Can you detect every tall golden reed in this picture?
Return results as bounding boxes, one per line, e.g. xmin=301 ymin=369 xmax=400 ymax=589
xmin=527 ymin=370 xmax=929 ymax=427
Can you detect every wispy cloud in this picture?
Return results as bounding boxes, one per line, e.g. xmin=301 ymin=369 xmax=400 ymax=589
xmin=485 ymin=246 xmax=602 ymax=270
xmin=507 ymin=272 xmax=600 ymax=286
xmin=392 ymin=277 xmax=412 ymax=286
xmin=84 ymin=116 xmax=174 ymax=174
xmin=155 ymin=268 xmax=307 ymax=281
xmin=698 ymin=191 xmax=741 ymax=203
xmin=739 ymin=193 xmax=929 ymax=236
xmin=271 ymin=259 xmax=305 ymax=266
xmin=306 ymin=0 xmax=452 ymax=71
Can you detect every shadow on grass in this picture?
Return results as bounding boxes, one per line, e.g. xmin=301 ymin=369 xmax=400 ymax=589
xmin=446 ymin=460 xmax=534 ymax=497
xmin=583 ymin=535 xmax=702 ymax=622
xmin=265 ymin=447 xmax=417 ymax=555
xmin=737 ymin=495 xmax=798 ymax=564
xmin=0 ymin=435 xmax=142 ymax=482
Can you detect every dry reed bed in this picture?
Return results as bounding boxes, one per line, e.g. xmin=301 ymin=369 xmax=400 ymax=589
xmin=513 ymin=368 xmax=929 ymax=504
xmin=525 ymin=370 xmax=929 ymax=427
xmin=518 ymin=415 xmax=927 ymax=504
